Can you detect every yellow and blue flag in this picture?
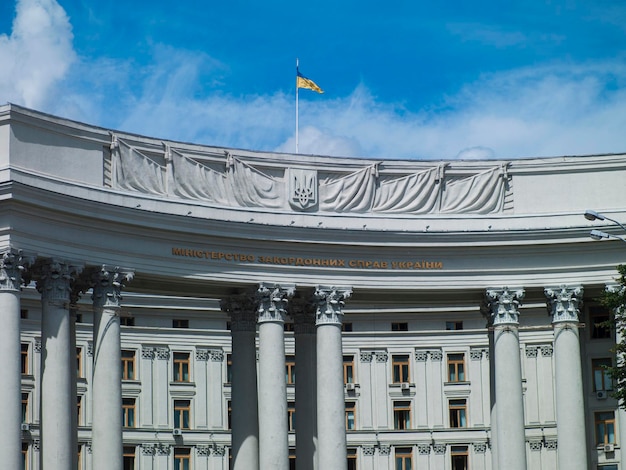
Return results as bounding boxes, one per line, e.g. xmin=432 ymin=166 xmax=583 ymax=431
xmin=296 ymin=69 xmax=323 ymax=93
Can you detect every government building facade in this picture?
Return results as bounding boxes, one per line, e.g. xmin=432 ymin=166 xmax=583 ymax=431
xmin=1 ymin=104 xmax=626 ymax=470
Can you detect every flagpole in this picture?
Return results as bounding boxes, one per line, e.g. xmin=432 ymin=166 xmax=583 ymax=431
xmin=295 ymin=57 xmax=299 ymax=154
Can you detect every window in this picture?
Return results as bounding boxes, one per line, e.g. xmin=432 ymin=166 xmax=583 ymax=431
xmin=173 ymin=319 xmax=189 ymax=329
xmin=77 ymin=445 xmax=82 ymax=470
xmin=592 ymin=358 xmax=613 ymax=391
xmin=22 ymin=393 xmax=28 ymax=423
xmin=392 ymin=355 xmax=410 ymax=383
xmin=449 ymin=399 xmax=467 ymax=428
xmin=22 ymin=443 xmax=28 ymax=470
xmin=120 ymin=316 xmax=135 ymax=327
xmin=446 ymin=321 xmax=463 ymax=331
xmin=123 ymin=398 xmax=136 ymax=428
xmin=174 ymin=448 xmax=191 ymax=470
xmin=590 ymin=307 xmax=612 ymax=339
xmin=226 ymin=354 xmax=232 ymax=384
xmin=345 ymin=402 xmax=356 ymax=430
xmin=77 ymin=396 xmax=82 ymax=426
xmin=392 ymin=322 xmax=408 ymax=332
xmin=393 ymin=401 xmax=411 ymax=430
xmin=347 ymin=448 xmax=357 ymax=470
xmin=227 ymin=401 xmax=232 ymax=430
xmin=595 ymin=411 xmax=616 ymax=445
xmin=447 ymin=354 xmax=466 ymax=382
xmin=174 ymin=400 xmax=191 ymax=429
xmin=597 ymin=466 xmax=618 ymax=470
xmin=289 ymin=449 xmax=296 ymax=470
xmin=285 ymin=355 xmax=296 ymax=385
xmin=76 ymin=347 xmax=82 ymax=378
xmin=288 ymin=402 xmax=296 ymax=431
xmin=451 ymin=446 xmax=468 ymax=470
xmin=342 ymin=323 xmax=353 ymax=332
xmin=122 ymin=350 xmax=136 ymax=380
xmin=173 ymin=353 xmax=190 ymax=382
xmin=123 ymin=446 xmax=136 ymax=470
xmin=21 ymin=344 xmax=29 ymax=375
xmin=284 ymin=322 xmax=294 ymax=332
xmin=344 ymin=355 xmax=355 ymax=384
xmin=20 ymin=309 xmax=28 ymax=319
xmin=395 ymin=447 xmax=412 ymax=470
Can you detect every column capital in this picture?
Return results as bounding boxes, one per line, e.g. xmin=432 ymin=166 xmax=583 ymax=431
xmin=0 ymin=248 xmax=29 ymax=291
xmin=483 ymin=287 xmax=524 ymax=326
xmin=220 ymin=293 xmax=257 ymax=331
xmin=34 ymin=258 xmax=83 ymax=302
xmin=313 ymin=285 xmax=352 ymax=325
xmin=91 ymin=265 xmax=134 ymax=309
xmin=545 ymin=285 xmax=583 ymax=323
xmin=256 ymin=282 xmax=294 ymax=324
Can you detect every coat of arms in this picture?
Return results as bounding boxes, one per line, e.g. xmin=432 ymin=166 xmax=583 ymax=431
xmin=288 ymin=168 xmax=317 ymax=210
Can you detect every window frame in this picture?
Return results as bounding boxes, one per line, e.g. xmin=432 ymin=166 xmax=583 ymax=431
xmin=590 ymin=307 xmax=612 ymax=339
xmin=344 ymin=355 xmax=355 ymax=384
xmin=288 ymin=402 xmax=296 ymax=432
xmin=173 ymin=352 xmax=191 ymax=383
xmin=449 ymin=399 xmax=467 ymax=428
xmin=174 ymin=447 xmax=191 ymax=470
xmin=123 ymin=446 xmax=136 ymax=470
xmin=595 ymin=411 xmax=616 ymax=445
xmin=122 ymin=398 xmax=136 ymax=428
xmin=391 ymin=322 xmax=408 ymax=332
xmin=393 ymin=401 xmax=411 ymax=430
xmin=447 ymin=353 xmax=466 ymax=383
xmin=395 ymin=447 xmax=412 ymax=470
xmin=174 ymin=400 xmax=191 ymax=429
xmin=345 ymin=402 xmax=356 ymax=430
xmin=21 ymin=343 xmax=29 ymax=375
xmin=392 ymin=355 xmax=410 ymax=384
xmin=121 ymin=350 xmax=136 ymax=381
xmin=22 ymin=393 xmax=28 ymax=423
xmin=285 ymin=355 xmax=296 ymax=385
xmin=450 ymin=445 xmax=469 ymax=470
xmin=76 ymin=347 xmax=83 ymax=378
xmin=592 ymin=358 xmax=613 ymax=391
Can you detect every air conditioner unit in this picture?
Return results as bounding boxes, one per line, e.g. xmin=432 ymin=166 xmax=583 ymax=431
xmin=604 ymin=443 xmax=615 ymax=452
xmin=20 ymin=423 xmax=30 ymax=432
xmin=401 ymin=382 xmax=410 ymax=390
xmin=173 ymin=428 xmax=183 ymax=436
xmin=596 ymin=390 xmax=608 ymax=400
xmin=346 ymin=383 xmax=356 ymax=391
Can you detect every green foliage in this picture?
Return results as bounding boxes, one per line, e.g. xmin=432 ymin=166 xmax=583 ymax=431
xmin=601 ymin=265 xmax=626 ymax=409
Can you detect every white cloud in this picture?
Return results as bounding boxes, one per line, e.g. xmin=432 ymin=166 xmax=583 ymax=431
xmin=0 ymin=0 xmax=75 ymax=108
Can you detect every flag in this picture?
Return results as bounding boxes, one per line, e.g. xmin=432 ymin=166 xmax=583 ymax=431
xmin=297 ymin=70 xmax=323 ymax=93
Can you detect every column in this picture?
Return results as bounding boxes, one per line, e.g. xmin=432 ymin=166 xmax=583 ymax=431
xmin=484 ymin=287 xmax=527 ymax=470
xmin=314 ymin=286 xmax=352 ymax=470
xmin=292 ymin=298 xmax=317 ymax=470
xmin=256 ymin=283 xmax=294 ymax=470
xmin=221 ymin=294 xmax=259 ymax=470
xmin=37 ymin=259 xmax=81 ymax=470
xmin=91 ymin=266 xmax=133 ymax=470
xmin=545 ymin=285 xmax=587 ymax=470
xmin=0 ymin=249 xmax=27 ymax=468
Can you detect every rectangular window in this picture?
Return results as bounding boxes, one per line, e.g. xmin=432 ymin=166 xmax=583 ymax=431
xmin=345 ymin=402 xmax=356 ymax=430
xmin=285 ymin=355 xmax=296 ymax=385
xmin=289 ymin=449 xmax=296 ymax=470
xmin=22 ymin=443 xmax=28 ymax=470
xmin=342 ymin=323 xmax=353 ymax=332
xmin=77 ymin=445 xmax=82 ymax=470
xmin=77 ymin=396 xmax=82 ymax=426
xmin=592 ymin=358 xmax=613 ymax=391
xmin=173 ymin=319 xmax=189 ymax=329
xmin=174 ymin=400 xmax=191 ymax=429
xmin=76 ymin=347 xmax=82 ymax=378
xmin=451 ymin=446 xmax=469 ymax=470
xmin=393 ymin=401 xmax=411 ymax=430
xmin=392 ymin=322 xmax=408 ymax=331
xmin=22 ymin=393 xmax=28 ymax=423
xmin=226 ymin=354 xmax=232 ymax=384
xmin=446 ymin=321 xmax=463 ymax=331
xmin=123 ymin=446 xmax=136 ymax=470
xmin=227 ymin=401 xmax=232 ymax=430
xmin=122 ymin=398 xmax=136 ymax=428
xmin=120 ymin=316 xmax=135 ymax=327
xmin=288 ymin=402 xmax=296 ymax=431
xmin=122 ymin=350 xmax=136 ymax=380
xmin=449 ymin=399 xmax=467 ymax=428
xmin=447 ymin=354 xmax=466 ymax=382
xmin=174 ymin=448 xmax=191 ymax=470
xmin=590 ymin=307 xmax=612 ymax=339
xmin=347 ymin=448 xmax=357 ymax=470
xmin=173 ymin=353 xmax=190 ymax=382
xmin=344 ymin=355 xmax=355 ymax=384
xmin=392 ymin=355 xmax=410 ymax=383
xmin=395 ymin=447 xmax=412 ymax=470
xmin=21 ymin=344 xmax=29 ymax=375
xmin=595 ymin=411 xmax=616 ymax=445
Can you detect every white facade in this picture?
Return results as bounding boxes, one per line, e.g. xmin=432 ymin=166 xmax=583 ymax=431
xmin=1 ymin=104 xmax=626 ymax=470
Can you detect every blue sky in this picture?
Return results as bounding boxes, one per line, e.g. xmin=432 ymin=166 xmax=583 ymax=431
xmin=1 ymin=0 xmax=626 ymax=159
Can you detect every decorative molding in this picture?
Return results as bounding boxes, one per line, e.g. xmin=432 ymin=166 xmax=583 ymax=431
xmin=33 ymin=439 xmax=40 ymax=452
xmin=433 ymin=443 xmax=447 ymax=455
xmin=196 ymin=348 xmax=210 ymax=361
xmin=141 ymin=346 xmax=155 ymax=360
xmin=313 ymin=286 xmax=352 ymax=325
xmin=86 ymin=442 xmax=92 ymax=454
xmin=525 ymin=346 xmax=538 ymax=358
xmin=0 ymin=249 xmax=28 ymax=291
xmin=375 ymin=351 xmax=388 ymax=363
xmin=141 ymin=444 xmax=156 ymax=456
xmin=288 ymin=168 xmax=318 ymax=210
xmin=362 ymin=446 xmax=376 ymax=456
xmin=35 ymin=259 xmax=82 ymax=302
xmin=209 ymin=349 xmax=224 ymax=362
xmin=415 ymin=350 xmax=428 ymax=362
xmin=470 ymin=349 xmax=483 ymax=361
xmin=155 ymin=347 xmax=170 ymax=360
xmin=360 ymin=351 xmax=373 ymax=363
xmin=256 ymin=283 xmax=295 ymax=324
xmin=528 ymin=440 xmax=543 ymax=451
xmin=540 ymin=345 xmax=553 ymax=357
xmin=430 ymin=349 xmax=443 ymax=361
xmin=417 ymin=444 xmax=431 ymax=455
xmin=378 ymin=445 xmax=391 ymax=456
xmin=196 ymin=445 xmax=211 ymax=457
xmin=221 ymin=294 xmax=257 ymax=332
xmin=544 ymin=439 xmax=558 ymax=450
xmin=545 ymin=285 xmax=583 ymax=323
xmin=212 ymin=446 xmax=226 ymax=457
xmin=155 ymin=444 xmax=171 ymax=456
xmin=484 ymin=287 xmax=525 ymax=325
xmin=473 ymin=442 xmax=487 ymax=453
xmin=87 ymin=341 xmax=93 ymax=357
xmin=91 ymin=265 xmax=134 ymax=309
xmin=34 ymin=338 xmax=42 ymax=353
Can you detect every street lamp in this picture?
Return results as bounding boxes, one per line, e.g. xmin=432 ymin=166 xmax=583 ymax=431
xmin=585 ymin=210 xmax=626 ymax=244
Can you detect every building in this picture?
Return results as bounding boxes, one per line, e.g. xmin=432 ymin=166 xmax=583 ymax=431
xmin=1 ymin=103 xmax=626 ymax=470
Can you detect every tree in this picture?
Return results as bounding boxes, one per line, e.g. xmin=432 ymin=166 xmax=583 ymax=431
xmin=602 ymin=264 xmax=626 ymax=408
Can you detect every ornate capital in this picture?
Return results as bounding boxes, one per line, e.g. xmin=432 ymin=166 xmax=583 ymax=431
xmin=91 ymin=265 xmax=134 ymax=309
xmin=141 ymin=346 xmax=155 ymax=360
xmin=212 ymin=446 xmax=226 ymax=457
xmin=484 ymin=287 xmax=525 ymax=325
xmin=415 ymin=350 xmax=428 ymax=362
xmin=430 ymin=349 xmax=443 ymax=361
xmin=417 ymin=444 xmax=431 ymax=455
xmin=141 ymin=444 xmax=156 ymax=456
xmin=35 ymin=259 xmax=82 ymax=302
xmin=360 ymin=351 xmax=373 ymax=363
xmin=529 ymin=440 xmax=543 ymax=452
xmin=544 ymin=439 xmax=557 ymax=450
xmin=433 ymin=443 xmax=446 ymax=455
xmin=378 ymin=445 xmax=391 ymax=456
xmin=155 ymin=444 xmax=171 ymax=456
xmin=470 ymin=349 xmax=483 ymax=361
xmin=155 ymin=347 xmax=170 ymax=360
xmin=362 ymin=446 xmax=375 ymax=456
xmin=0 ymin=249 xmax=28 ymax=291
xmin=196 ymin=445 xmax=211 ymax=457
xmin=473 ymin=442 xmax=487 ymax=453
xmin=221 ymin=294 xmax=257 ymax=331
xmin=256 ymin=282 xmax=294 ymax=323
xmin=545 ymin=285 xmax=583 ymax=323
xmin=313 ymin=285 xmax=351 ymax=325
xmin=210 ymin=349 xmax=224 ymax=362
xmin=375 ymin=351 xmax=388 ymax=362
xmin=540 ymin=344 xmax=553 ymax=357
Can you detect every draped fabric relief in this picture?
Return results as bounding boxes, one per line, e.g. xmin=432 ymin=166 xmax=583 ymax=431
xmin=372 ymin=167 xmax=439 ymax=214
xmin=319 ymin=164 xmax=379 ymax=212
xmin=109 ymin=136 xmax=510 ymax=215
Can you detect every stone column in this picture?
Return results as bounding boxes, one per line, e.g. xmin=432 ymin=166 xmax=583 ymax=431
xmin=293 ymin=298 xmax=317 ymax=470
xmin=221 ymin=294 xmax=259 ymax=470
xmin=314 ymin=286 xmax=352 ymax=470
xmin=91 ymin=266 xmax=133 ymax=470
xmin=0 ymin=249 xmax=27 ymax=468
xmin=256 ymin=283 xmax=294 ymax=470
xmin=545 ymin=285 xmax=587 ymax=470
xmin=484 ymin=287 xmax=527 ymax=470
xmin=37 ymin=259 xmax=81 ymax=470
